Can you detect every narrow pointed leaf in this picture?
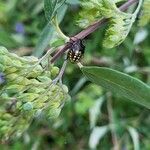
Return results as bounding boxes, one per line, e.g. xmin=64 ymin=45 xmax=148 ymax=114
xmin=44 ymin=0 xmax=66 ymax=21
xmin=33 ymin=4 xmax=67 ymax=57
xmin=89 ymin=97 xmax=104 ymax=129
xmin=128 ymin=126 xmax=140 ymax=150
xmin=81 ymin=66 xmax=150 ymax=109
xmin=89 ymin=126 xmax=109 ymax=149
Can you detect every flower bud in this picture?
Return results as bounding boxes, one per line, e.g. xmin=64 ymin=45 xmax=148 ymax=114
xmin=0 ymin=47 xmax=69 ymax=141
xmin=51 ymin=66 xmax=59 ymax=78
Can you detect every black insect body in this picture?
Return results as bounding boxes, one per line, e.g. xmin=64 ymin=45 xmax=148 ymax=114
xmin=67 ymin=39 xmax=85 ymax=63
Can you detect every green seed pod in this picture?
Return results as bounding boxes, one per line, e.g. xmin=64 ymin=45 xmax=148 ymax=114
xmin=8 ymin=52 xmax=23 ymax=60
xmin=51 ymin=66 xmax=59 ymax=78
xmin=27 ymin=87 xmax=45 ymax=94
xmin=5 ymin=84 xmax=25 ymax=95
xmin=50 ymin=84 xmax=59 ymax=92
xmin=11 ymin=60 xmax=22 ymax=67
xmin=49 ymin=101 xmax=62 ymax=109
xmin=62 ymin=85 xmax=69 ymax=93
xmin=0 ymin=112 xmax=32 ymax=141
xmin=26 ymin=65 xmax=43 ymax=78
xmin=0 ymin=64 xmax=5 ymax=72
xmin=29 ymin=79 xmax=41 ymax=85
xmin=42 ymin=70 xmax=51 ymax=78
xmin=6 ymin=73 xmax=19 ymax=81
xmin=15 ymin=101 xmax=22 ymax=109
xmin=5 ymin=67 xmax=18 ymax=74
xmin=22 ymin=102 xmax=33 ymax=111
xmin=0 ymin=46 xmax=8 ymax=55
xmin=34 ymin=109 xmax=43 ymax=118
xmin=35 ymin=95 xmax=49 ymax=103
xmin=37 ymin=76 xmax=52 ymax=83
xmin=17 ymin=93 xmax=39 ymax=103
xmin=0 ymin=47 xmax=69 ymax=141
xmin=22 ymin=56 xmax=39 ymax=63
xmin=50 ymin=88 xmax=63 ymax=97
xmin=0 ymin=55 xmax=12 ymax=66
xmin=8 ymin=53 xmax=37 ymax=65
xmin=10 ymin=76 xmax=31 ymax=86
xmin=47 ymin=108 xmax=62 ymax=119
xmin=32 ymin=102 xmax=45 ymax=109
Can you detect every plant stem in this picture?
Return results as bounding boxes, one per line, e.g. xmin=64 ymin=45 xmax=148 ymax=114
xmin=53 ymin=16 xmax=70 ymax=41
xmin=50 ymin=0 xmax=138 ymax=63
xmin=51 ymin=44 xmax=71 ymax=63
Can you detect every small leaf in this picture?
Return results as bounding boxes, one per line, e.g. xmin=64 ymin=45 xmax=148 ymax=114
xmin=89 ymin=126 xmax=109 ymax=149
xmin=77 ymin=0 xmax=143 ymax=48
xmin=33 ymin=4 xmax=67 ymax=57
xmin=89 ymin=97 xmax=104 ymax=129
xmin=81 ymin=66 xmax=150 ymax=109
xmin=102 ymin=0 xmax=143 ymax=48
xmin=33 ymin=23 xmax=54 ymax=57
xmin=128 ymin=126 xmax=140 ymax=150
xmin=44 ymin=0 xmax=66 ymax=21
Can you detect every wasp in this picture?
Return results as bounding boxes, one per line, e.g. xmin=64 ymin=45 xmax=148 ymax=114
xmin=67 ymin=38 xmax=85 ymax=63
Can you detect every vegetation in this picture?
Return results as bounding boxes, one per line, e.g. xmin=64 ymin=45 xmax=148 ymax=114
xmin=0 ymin=0 xmax=150 ymax=149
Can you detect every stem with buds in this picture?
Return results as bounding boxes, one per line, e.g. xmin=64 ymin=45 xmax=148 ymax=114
xmin=50 ymin=0 xmax=138 ymax=63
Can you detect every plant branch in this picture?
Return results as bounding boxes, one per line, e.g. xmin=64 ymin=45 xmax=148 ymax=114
xmin=51 ymin=0 xmax=138 ymax=63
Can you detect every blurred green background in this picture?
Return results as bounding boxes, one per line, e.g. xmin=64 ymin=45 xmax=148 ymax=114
xmin=0 ymin=0 xmax=150 ymax=149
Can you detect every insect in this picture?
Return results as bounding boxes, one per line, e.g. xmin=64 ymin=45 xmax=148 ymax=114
xmin=67 ymin=38 xmax=85 ymax=63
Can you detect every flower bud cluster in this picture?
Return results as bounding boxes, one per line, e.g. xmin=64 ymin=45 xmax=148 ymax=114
xmin=0 ymin=47 xmax=68 ymax=141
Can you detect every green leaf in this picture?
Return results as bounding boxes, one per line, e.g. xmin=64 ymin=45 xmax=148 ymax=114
xmin=89 ymin=97 xmax=104 ymax=129
xmin=33 ymin=4 xmax=67 ymax=57
xmin=32 ymin=23 xmax=54 ymax=57
xmin=77 ymin=0 xmax=143 ymax=48
xmin=128 ymin=126 xmax=140 ymax=150
xmin=139 ymin=0 xmax=150 ymax=26
xmin=81 ymin=66 xmax=150 ymax=109
xmin=77 ymin=0 xmax=124 ymax=28
xmin=44 ymin=0 xmax=66 ymax=21
xmin=103 ymin=0 xmax=143 ymax=48
xmin=89 ymin=126 xmax=109 ymax=149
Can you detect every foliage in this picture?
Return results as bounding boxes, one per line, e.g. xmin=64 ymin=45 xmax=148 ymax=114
xmin=139 ymin=0 xmax=150 ymax=26
xmin=44 ymin=0 xmax=66 ymax=21
xmin=81 ymin=66 xmax=150 ymax=109
xmin=0 ymin=47 xmax=68 ymax=141
xmin=77 ymin=0 xmax=143 ymax=48
xmin=33 ymin=4 xmax=68 ymax=57
xmin=0 ymin=0 xmax=150 ymax=149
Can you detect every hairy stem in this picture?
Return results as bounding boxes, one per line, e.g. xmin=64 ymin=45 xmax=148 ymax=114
xmin=50 ymin=0 xmax=138 ymax=63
